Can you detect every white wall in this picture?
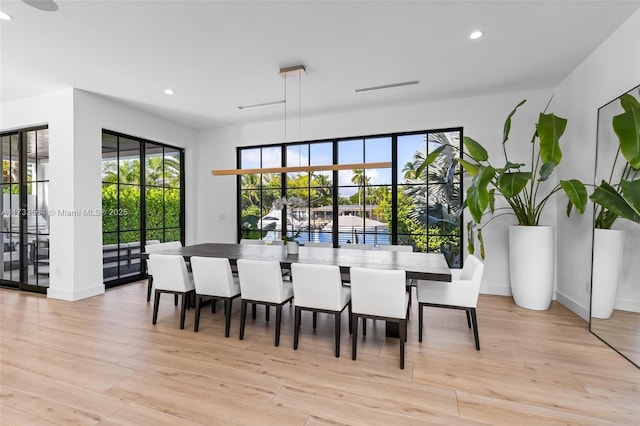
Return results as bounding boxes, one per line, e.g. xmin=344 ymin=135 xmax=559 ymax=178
xmin=0 ymin=88 xmax=198 ymax=300
xmin=196 ymin=88 xmax=556 ymax=297
xmin=553 ymin=10 xmax=640 ymax=320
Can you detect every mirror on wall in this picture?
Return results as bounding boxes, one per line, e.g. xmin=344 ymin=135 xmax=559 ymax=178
xmin=589 ymin=85 xmax=640 ymax=368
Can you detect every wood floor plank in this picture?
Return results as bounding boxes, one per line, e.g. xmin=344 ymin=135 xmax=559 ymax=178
xmin=1 ymin=282 xmax=638 ymax=425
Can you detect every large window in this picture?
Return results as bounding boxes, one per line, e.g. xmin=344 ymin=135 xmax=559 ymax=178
xmin=102 ymin=130 xmax=184 ymax=287
xmin=237 ymin=128 xmax=462 ymax=267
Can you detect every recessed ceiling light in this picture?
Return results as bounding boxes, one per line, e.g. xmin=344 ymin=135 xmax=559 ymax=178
xmin=163 ymin=89 xmax=174 ymax=95
xmin=0 ymin=11 xmax=12 ymax=20
xmin=469 ymin=31 xmax=483 ymax=40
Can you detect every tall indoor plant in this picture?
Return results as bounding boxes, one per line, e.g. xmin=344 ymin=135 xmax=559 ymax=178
xmin=588 ymin=91 xmax=640 ymax=318
xmin=460 ymin=99 xmax=587 ymax=310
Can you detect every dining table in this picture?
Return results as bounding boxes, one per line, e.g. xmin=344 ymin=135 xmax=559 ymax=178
xmin=142 ymin=242 xmax=452 ymax=336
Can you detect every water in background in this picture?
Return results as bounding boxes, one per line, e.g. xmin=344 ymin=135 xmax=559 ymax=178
xmin=265 ymin=229 xmax=390 ymax=246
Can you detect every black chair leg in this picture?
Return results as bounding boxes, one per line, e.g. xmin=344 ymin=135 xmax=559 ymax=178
xmin=313 ymin=312 xmax=317 ymax=329
xmin=334 ymin=312 xmax=341 ymax=358
xmin=399 ymin=319 xmax=406 ymax=369
xmin=351 ymin=314 xmax=358 ymax=361
xmin=224 ymin=299 xmax=232 ymax=337
xmin=293 ymin=307 xmax=301 ymax=350
xmin=275 ymin=305 xmax=282 ymax=347
xmin=194 ymin=295 xmax=202 ymax=332
xmin=348 ymin=303 xmax=352 ymax=334
xmin=470 ymin=308 xmax=480 ymax=350
xmin=240 ymin=300 xmax=248 ymax=340
xmin=179 ymin=292 xmax=188 ymax=329
xmin=466 ymin=309 xmax=472 ymax=328
xmin=362 ymin=318 xmax=367 ymax=336
xmin=418 ymin=302 xmax=424 ymax=342
xmin=152 ymin=290 xmax=161 ymax=324
xmin=212 ymin=300 xmax=217 ymax=314
xmin=147 ymin=276 xmax=153 ymax=303
xmin=174 ymin=294 xmax=179 ymax=306
xmin=266 ymin=305 xmax=270 ymax=322
xmin=252 ymin=303 xmax=257 ymax=320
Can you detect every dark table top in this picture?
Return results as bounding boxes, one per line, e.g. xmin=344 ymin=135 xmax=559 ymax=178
xmin=143 ymin=242 xmax=451 ymax=282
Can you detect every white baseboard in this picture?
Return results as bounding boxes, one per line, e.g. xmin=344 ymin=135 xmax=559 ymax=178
xmin=615 ymin=297 xmax=640 ymax=313
xmin=480 ymin=283 xmax=511 ymax=297
xmin=555 ymin=290 xmax=589 ymax=321
xmin=47 ymin=284 xmax=104 ymax=301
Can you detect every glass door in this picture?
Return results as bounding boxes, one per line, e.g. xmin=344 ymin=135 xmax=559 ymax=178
xmin=0 ymin=126 xmax=50 ymax=293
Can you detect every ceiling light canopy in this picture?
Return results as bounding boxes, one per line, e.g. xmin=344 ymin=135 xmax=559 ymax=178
xmin=164 ymin=89 xmax=174 ymax=95
xmin=0 ymin=11 xmax=12 ymax=20
xmin=354 ymin=80 xmax=419 ymax=93
xmin=22 ymin=0 xmax=58 ymax=12
xmin=469 ymin=30 xmax=483 ymax=40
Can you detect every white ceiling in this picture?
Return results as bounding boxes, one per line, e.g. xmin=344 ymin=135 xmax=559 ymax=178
xmin=1 ymin=0 xmax=639 ymax=130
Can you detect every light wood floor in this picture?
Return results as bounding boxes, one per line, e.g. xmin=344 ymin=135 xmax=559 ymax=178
xmin=1 ymin=282 xmax=638 ymax=425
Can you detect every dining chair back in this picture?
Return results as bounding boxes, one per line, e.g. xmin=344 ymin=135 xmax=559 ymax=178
xmin=190 ymin=256 xmax=241 ymax=336
xmin=291 ymin=263 xmax=352 ymax=357
xmin=416 ymin=254 xmax=484 ymax=349
xmin=148 ymin=254 xmax=195 ymax=329
xmin=378 ymin=244 xmax=415 ymax=311
xmin=236 ymin=259 xmax=294 ymax=346
xmin=349 ymin=267 xmax=409 ymax=369
xmin=144 ymin=240 xmax=183 ymax=303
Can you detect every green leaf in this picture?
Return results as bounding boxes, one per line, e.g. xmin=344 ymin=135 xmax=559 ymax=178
xmin=415 ymin=144 xmax=447 ymax=177
xmin=497 ymin=172 xmax=531 ymax=198
xmin=467 ymin=221 xmax=475 ymax=255
xmin=590 ymin=180 xmax=640 ymax=223
xmin=466 ymin=165 xmax=496 ymax=223
xmin=613 ymin=95 xmax=640 ymax=169
xmin=488 ymin=189 xmax=496 ymax=213
xmin=620 ymin=93 xmax=640 ymax=113
xmin=503 ymin=99 xmax=527 ymax=144
xmin=504 ymin=162 xmax=525 ymax=170
xmin=537 ymin=112 xmax=566 ymax=166
xmin=560 ymin=179 xmax=588 ymax=215
xmin=620 ymin=179 xmax=640 ymax=220
xmin=457 ymin=158 xmax=480 ymax=176
xmin=538 ymin=162 xmax=556 ymax=182
xmin=478 ymin=228 xmax=485 ymax=260
xmin=463 ymin=137 xmax=488 ymax=162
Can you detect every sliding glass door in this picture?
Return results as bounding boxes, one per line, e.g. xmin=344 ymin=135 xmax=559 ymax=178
xmin=0 ymin=126 xmax=50 ymax=293
xmin=101 ymin=130 xmax=184 ymax=287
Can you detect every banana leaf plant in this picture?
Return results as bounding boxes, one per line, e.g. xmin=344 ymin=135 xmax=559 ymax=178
xmin=458 ymin=99 xmax=587 ymax=258
xmin=589 ymin=91 xmax=640 ymax=229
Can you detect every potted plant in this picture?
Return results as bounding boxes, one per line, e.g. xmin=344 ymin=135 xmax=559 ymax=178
xmin=272 ymin=196 xmax=305 ymax=254
xmin=459 ymin=99 xmax=587 ymax=310
xmin=588 ymin=90 xmax=640 ymax=319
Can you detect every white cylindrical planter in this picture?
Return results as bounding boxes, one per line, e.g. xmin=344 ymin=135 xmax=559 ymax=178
xmin=509 ymin=225 xmax=555 ymax=310
xmin=591 ymin=228 xmax=624 ymax=319
xmin=287 ymin=241 xmax=299 ymax=255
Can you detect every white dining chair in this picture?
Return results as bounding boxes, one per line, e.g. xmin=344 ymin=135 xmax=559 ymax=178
xmin=350 ymin=267 xmax=409 ymax=369
xmin=416 ymin=254 xmax=484 ymax=350
xmin=236 ymin=259 xmax=294 ymax=347
xmin=378 ymin=244 xmax=416 ymax=311
xmin=291 ymin=263 xmax=352 ymax=357
xmin=190 ymin=256 xmax=241 ymax=337
xmin=148 ymin=254 xmax=195 ymax=329
xmin=145 ymin=240 xmax=183 ymax=303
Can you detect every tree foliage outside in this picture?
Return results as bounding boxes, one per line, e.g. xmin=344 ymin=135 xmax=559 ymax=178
xmin=102 ymin=155 xmax=181 ymax=245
